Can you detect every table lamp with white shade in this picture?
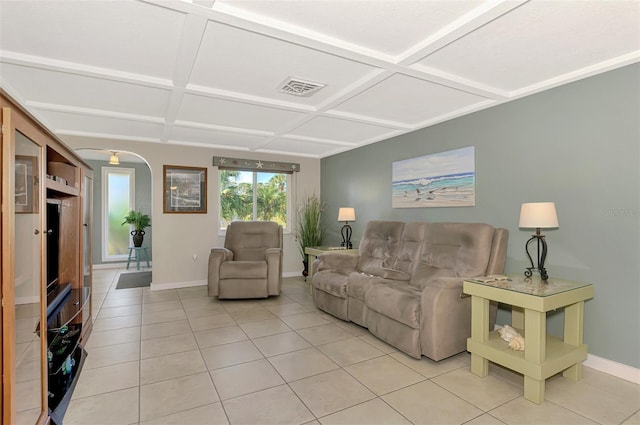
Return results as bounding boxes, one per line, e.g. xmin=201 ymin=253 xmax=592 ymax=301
xmin=519 ymin=202 xmax=559 ymax=280
xmin=338 ymin=207 xmax=355 ymax=249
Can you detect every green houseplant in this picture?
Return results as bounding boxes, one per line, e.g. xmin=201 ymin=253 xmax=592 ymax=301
xmin=296 ymin=194 xmax=326 ymax=277
xmin=122 ymin=210 xmax=151 ymax=247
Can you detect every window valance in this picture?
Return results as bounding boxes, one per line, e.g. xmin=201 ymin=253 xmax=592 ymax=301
xmin=213 ymin=157 xmax=300 ymax=174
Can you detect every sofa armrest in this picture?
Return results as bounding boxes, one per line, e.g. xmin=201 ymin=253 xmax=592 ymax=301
xmin=315 ymin=253 xmax=359 ymax=274
xmin=419 ymin=277 xmax=497 ymax=361
xmin=208 ymin=248 xmax=232 ymax=296
xmin=423 ymin=276 xmax=464 ymax=290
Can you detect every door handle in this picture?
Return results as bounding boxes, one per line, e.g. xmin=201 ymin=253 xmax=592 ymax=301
xmin=34 ymin=229 xmax=40 ymax=235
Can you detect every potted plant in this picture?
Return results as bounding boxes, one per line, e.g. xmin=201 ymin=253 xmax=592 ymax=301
xmin=296 ymin=194 xmax=326 ymax=278
xmin=122 ymin=210 xmax=151 ymax=247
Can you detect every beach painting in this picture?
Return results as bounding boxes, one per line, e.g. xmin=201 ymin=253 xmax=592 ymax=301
xmin=392 ymin=146 xmax=475 ymax=208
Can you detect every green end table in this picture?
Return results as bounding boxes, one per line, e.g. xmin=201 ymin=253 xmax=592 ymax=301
xmin=464 ymin=275 xmax=594 ymax=404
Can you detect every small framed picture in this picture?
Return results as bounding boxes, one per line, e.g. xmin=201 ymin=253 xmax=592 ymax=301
xmin=15 ymin=155 xmax=39 ymax=214
xmin=163 ymin=165 xmax=207 ymax=214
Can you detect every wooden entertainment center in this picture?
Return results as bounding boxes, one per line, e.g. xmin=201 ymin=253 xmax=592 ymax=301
xmin=1 ymin=90 xmax=93 ymax=425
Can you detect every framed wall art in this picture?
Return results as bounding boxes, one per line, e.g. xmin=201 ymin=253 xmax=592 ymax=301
xmin=163 ymin=165 xmax=207 ymax=213
xmin=15 ymin=155 xmax=39 ymax=214
xmin=392 ymin=146 xmax=475 ymax=208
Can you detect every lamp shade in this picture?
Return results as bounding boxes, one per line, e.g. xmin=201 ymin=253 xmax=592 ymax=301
xmin=109 ymin=152 xmax=120 ymax=165
xmin=338 ymin=207 xmax=355 ymax=222
xmin=519 ymin=202 xmax=559 ymax=229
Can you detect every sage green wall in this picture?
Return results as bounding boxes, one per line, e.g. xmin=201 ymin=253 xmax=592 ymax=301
xmin=87 ymin=159 xmax=153 ymax=265
xmin=321 ymin=64 xmax=640 ymax=368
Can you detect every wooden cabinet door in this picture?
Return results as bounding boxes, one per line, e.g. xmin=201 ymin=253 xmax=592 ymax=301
xmin=1 ymin=106 xmax=48 ymax=425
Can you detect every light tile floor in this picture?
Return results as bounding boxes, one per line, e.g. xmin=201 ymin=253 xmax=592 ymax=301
xmin=65 ymin=268 xmax=640 ymax=425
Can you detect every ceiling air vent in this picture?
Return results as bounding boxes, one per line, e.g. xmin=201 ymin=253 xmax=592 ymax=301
xmin=278 ymin=77 xmax=326 ymax=97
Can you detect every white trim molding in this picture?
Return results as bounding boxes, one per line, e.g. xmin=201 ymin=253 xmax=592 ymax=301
xmin=151 ymin=279 xmax=206 ymax=291
xmin=584 ymin=354 xmax=640 ymax=385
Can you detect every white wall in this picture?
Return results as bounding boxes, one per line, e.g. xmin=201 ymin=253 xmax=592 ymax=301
xmin=64 ymin=136 xmax=321 ymax=289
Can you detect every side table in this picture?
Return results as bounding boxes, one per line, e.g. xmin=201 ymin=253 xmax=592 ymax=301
xmin=126 ymin=246 xmax=150 ymax=270
xmin=304 ymin=246 xmax=359 ymax=278
xmin=464 ymin=275 xmax=594 ymax=404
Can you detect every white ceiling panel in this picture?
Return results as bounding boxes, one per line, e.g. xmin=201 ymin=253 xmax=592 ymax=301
xmin=178 ymin=93 xmax=307 ymax=132
xmin=290 ymin=116 xmax=398 ymax=144
xmin=0 ymin=0 xmax=186 ymax=79
xmin=41 ymin=110 xmax=164 ymax=141
xmin=170 ymin=125 xmax=269 ymax=149
xmin=216 ymin=0 xmax=485 ymax=58
xmin=0 ymin=0 xmax=637 ymax=158
xmin=189 ymin=21 xmax=379 ymax=105
xmin=332 ymin=74 xmax=491 ymax=125
xmin=0 ymin=64 xmax=170 ymax=117
xmin=263 ymin=137 xmax=346 ymax=157
xmin=417 ymin=0 xmax=640 ymax=91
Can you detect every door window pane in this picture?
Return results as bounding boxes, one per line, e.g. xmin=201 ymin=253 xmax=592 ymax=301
xmin=103 ymin=168 xmax=134 ymax=259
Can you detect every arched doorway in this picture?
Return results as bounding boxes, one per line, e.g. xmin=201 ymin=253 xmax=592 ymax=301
xmin=74 ymin=149 xmax=153 ymax=292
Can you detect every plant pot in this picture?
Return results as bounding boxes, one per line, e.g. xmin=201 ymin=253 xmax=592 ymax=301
xmin=302 ymin=259 xmax=309 ymax=279
xmin=131 ymin=230 xmax=145 ymax=247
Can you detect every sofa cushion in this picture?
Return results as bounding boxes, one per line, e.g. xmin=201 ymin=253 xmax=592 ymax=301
xmin=357 ymin=221 xmax=405 ymax=271
xmin=346 ymin=272 xmax=385 ymax=300
xmin=312 ymin=270 xmax=349 ymax=298
xmin=220 ymin=261 xmax=267 ymax=279
xmin=365 ymin=284 xmax=422 ymax=329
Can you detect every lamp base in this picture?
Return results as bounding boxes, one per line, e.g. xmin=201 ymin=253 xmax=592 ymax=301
xmin=340 ymin=223 xmax=353 ymax=250
xmin=524 ymin=234 xmax=549 ymax=280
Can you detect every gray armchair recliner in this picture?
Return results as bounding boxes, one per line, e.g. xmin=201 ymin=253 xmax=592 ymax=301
xmin=208 ymin=221 xmax=283 ymax=299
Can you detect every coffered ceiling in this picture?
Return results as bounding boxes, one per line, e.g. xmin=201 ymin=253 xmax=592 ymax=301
xmin=1 ymin=0 xmax=638 ymax=158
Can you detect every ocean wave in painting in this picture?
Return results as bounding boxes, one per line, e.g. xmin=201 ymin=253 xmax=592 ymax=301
xmin=392 ymin=171 xmax=475 ymax=208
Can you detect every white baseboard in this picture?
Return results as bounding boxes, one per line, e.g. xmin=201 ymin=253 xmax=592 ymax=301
xmin=93 ymin=262 xmax=127 ymax=270
xmin=584 ymin=354 xmax=640 ymax=385
xmin=150 ymin=279 xmax=206 ymax=291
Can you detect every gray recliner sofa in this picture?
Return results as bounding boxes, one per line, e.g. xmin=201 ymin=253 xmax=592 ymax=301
xmin=208 ymin=221 xmax=283 ymax=299
xmin=311 ymin=220 xmax=508 ymax=361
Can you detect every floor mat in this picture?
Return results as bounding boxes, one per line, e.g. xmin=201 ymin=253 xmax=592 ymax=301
xmin=115 ymin=271 xmax=151 ymax=290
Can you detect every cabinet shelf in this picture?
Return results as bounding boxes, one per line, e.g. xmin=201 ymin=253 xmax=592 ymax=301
xmin=46 ymin=178 xmax=79 ymax=196
xmin=48 ymin=287 xmax=90 ymax=332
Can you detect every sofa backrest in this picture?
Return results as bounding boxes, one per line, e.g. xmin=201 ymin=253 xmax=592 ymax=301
xmin=411 ymin=222 xmax=498 ymax=289
xmin=224 ymin=221 xmax=282 ymax=261
xmin=486 ymin=228 xmax=509 ymax=276
xmin=357 ymin=220 xmax=405 ymax=273
xmin=393 ymin=222 xmax=428 ymax=275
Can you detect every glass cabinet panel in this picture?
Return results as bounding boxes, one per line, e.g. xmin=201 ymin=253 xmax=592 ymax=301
xmin=13 ymin=128 xmax=45 ymax=423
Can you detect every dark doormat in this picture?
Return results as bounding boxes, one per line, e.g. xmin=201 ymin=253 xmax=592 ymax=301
xmin=116 ymin=271 xmax=152 ymax=290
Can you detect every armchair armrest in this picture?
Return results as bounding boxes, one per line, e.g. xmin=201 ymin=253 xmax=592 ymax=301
xmin=208 ymin=248 xmax=233 ymax=296
xmin=315 ymin=252 xmax=359 ymax=274
xmin=265 ymin=248 xmax=282 ymax=296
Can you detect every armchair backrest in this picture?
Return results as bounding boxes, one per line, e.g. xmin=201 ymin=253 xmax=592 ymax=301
xmin=224 ymin=221 xmax=283 ymax=261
